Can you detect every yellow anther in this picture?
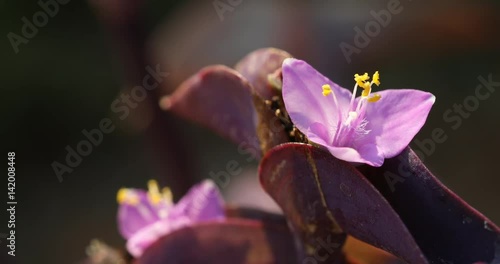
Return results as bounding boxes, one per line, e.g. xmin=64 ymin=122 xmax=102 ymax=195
xmin=372 ymin=71 xmax=380 ymax=86
xmin=361 ymin=81 xmax=371 ymax=90
xmin=354 ymin=73 xmax=370 ymax=87
xmin=148 ymin=180 xmax=162 ymax=205
xmin=162 ymin=187 xmax=173 ymax=205
xmin=322 ymin=84 xmax=332 ymax=96
xmin=361 ymin=89 xmax=369 ymax=97
xmin=368 ymin=94 xmax=381 ymax=103
xmin=117 ymin=188 xmax=139 ymax=205
xmin=117 ymin=188 xmax=128 ymax=204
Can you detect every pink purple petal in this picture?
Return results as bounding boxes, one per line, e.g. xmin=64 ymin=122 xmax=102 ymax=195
xmin=323 ymin=144 xmax=384 ymax=167
xmin=170 ymin=179 xmax=225 ymax=222
xmin=117 ymin=190 xmax=162 ymax=239
xmin=360 ymin=89 xmax=435 ymax=159
xmin=126 ymin=215 xmax=192 ymax=257
xmin=282 ymin=58 xmax=352 ymax=134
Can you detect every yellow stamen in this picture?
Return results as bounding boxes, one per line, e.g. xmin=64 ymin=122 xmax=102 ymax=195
xmin=354 ymin=73 xmax=370 ymax=87
xmin=148 ymin=180 xmax=162 ymax=205
xmin=368 ymin=94 xmax=381 ymax=102
xmin=372 ymin=71 xmax=380 ymax=86
xmin=117 ymin=188 xmax=139 ymax=205
xmin=361 ymin=81 xmax=371 ymax=90
xmin=322 ymin=84 xmax=332 ymax=96
xmin=116 ymin=188 xmax=128 ymax=203
xmin=162 ymin=187 xmax=173 ymax=205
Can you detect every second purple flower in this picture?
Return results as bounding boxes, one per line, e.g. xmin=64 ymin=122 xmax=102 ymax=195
xmin=116 ymin=179 xmax=225 ymax=257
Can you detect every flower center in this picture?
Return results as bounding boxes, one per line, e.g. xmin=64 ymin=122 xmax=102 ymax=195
xmin=321 ymin=71 xmax=382 ymax=146
xmin=117 ymin=180 xmax=174 ymax=219
xmin=147 ymin=180 xmax=173 ymax=206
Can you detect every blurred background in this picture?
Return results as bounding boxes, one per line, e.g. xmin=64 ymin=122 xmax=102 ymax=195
xmin=1 ymin=0 xmax=500 ymax=263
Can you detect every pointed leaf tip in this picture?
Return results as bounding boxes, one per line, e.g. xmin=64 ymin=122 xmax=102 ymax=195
xmin=162 ymin=65 xmax=258 ymax=149
xmin=235 ymin=48 xmax=292 ymax=99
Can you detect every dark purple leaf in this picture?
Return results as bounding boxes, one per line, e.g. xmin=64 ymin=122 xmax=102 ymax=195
xmin=160 ymin=65 xmax=258 ymax=149
xmin=225 ymin=205 xmax=287 ymax=225
xmin=235 ymin=48 xmax=291 ymax=99
xmin=359 ymin=147 xmax=500 ymax=264
xmin=259 ymin=143 xmax=428 ymax=264
xmin=161 ymin=63 xmax=291 ymax=158
xmin=137 ymin=219 xmax=297 ymax=264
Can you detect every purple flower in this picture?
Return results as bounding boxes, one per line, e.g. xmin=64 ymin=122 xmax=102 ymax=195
xmin=282 ymin=58 xmax=435 ymax=166
xmin=117 ymin=179 xmax=225 ymax=257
